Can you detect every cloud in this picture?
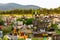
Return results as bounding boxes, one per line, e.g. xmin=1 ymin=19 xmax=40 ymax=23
xmin=0 ymin=0 xmax=60 ymax=8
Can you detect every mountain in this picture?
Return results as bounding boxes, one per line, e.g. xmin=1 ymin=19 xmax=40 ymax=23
xmin=0 ymin=3 xmax=40 ymax=10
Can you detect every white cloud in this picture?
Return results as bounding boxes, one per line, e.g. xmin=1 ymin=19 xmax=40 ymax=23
xmin=0 ymin=0 xmax=60 ymax=8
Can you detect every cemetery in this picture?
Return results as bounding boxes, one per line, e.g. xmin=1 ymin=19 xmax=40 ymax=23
xmin=0 ymin=13 xmax=59 ymax=40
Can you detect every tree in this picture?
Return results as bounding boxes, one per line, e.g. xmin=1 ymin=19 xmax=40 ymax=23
xmin=50 ymin=24 xmax=60 ymax=34
xmin=16 ymin=18 xmax=23 ymax=21
xmin=25 ymin=18 xmax=34 ymax=25
xmin=0 ymin=18 xmax=4 ymax=26
xmin=2 ymin=26 xmax=13 ymax=35
xmin=51 ymin=24 xmax=58 ymax=29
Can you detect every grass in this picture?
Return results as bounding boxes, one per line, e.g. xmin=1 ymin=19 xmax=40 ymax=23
xmin=18 ymin=38 xmax=44 ymax=40
xmin=0 ymin=14 xmax=32 ymax=16
xmin=32 ymin=38 xmax=39 ymax=40
xmin=0 ymin=37 xmax=48 ymax=40
xmin=18 ymin=38 xmax=25 ymax=40
xmin=56 ymin=30 xmax=60 ymax=34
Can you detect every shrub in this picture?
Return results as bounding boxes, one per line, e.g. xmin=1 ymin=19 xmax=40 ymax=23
xmin=0 ymin=19 xmax=5 ymax=26
xmin=16 ymin=18 xmax=23 ymax=21
xmin=1 ymin=26 xmax=13 ymax=35
xmin=25 ymin=18 xmax=34 ymax=25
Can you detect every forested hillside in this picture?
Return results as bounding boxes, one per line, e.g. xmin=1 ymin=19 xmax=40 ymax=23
xmin=0 ymin=7 xmax=60 ymax=14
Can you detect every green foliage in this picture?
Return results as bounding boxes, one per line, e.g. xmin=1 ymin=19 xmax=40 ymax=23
xmin=32 ymin=38 xmax=39 ymax=40
xmin=18 ymin=38 xmax=25 ymax=40
xmin=16 ymin=18 xmax=34 ymax=25
xmin=0 ymin=7 xmax=60 ymax=14
xmin=10 ymin=22 xmax=15 ymax=27
xmin=25 ymin=18 xmax=34 ymax=25
xmin=0 ymin=38 xmax=2 ymax=40
xmin=56 ymin=29 xmax=60 ymax=34
xmin=0 ymin=9 xmax=33 ymax=14
xmin=16 ymin=18 xmax=23 ymax=21
xmin=0 ymin=18 xmax=4 ymax=25
xmin=51 ymin=24 xmax=58 ymax=29
xmin=3 ymin=35 xmax=9 ymax=40
xmin=2 ymin=26 xmax=13 ymax=35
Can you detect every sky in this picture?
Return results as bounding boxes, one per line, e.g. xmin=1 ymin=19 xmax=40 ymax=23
xmin=0 ymin=0 xmax=60 ymax=9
